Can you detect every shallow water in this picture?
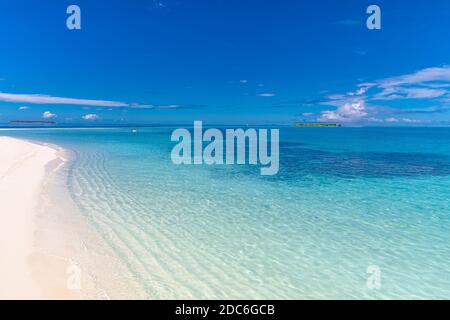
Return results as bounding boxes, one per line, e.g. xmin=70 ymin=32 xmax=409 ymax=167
xmin=4 ymin=127 xmax=450 ymax=299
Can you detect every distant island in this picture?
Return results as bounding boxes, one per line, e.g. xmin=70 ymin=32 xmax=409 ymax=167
xmin=293 ymin=123 xmax=342 ymax=127
xmin=10 ymin=120 xmax=56 ymax=125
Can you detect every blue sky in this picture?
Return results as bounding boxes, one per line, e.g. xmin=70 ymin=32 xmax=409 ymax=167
xmin=1 ymin=0 xmax=450 ymax=125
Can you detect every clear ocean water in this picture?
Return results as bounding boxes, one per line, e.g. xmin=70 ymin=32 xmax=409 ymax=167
xmin=3 ymin=127 xmax=450 ymax=299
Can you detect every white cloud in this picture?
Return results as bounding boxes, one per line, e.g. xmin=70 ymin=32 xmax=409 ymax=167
xmin=319 ymin=100 xmax=367 ymax=122
xmin=82 ymin=114 xmax=100 ymax=121
xmin=18 ymin=106 xmax=29 ymax=110
xmin=319 ymin=111 xmax=343 ymax=121
xmin=0 ymin=93 xmax=133 ymax=107
xmin=42 ymin=111 xmax=57 ymax=119
xmin=257 ymin=93 xmax=276 ymax=97
xmin=239 ymin=80 xmax=248 ymax=84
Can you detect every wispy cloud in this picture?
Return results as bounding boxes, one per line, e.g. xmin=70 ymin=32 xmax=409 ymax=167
xmin=378 ymin=67 xmax=450 ymax=87
xmin=396 ymin=106 xmax=450 ymax=114
xmin=157 ymin=104 xmax=181 ymax=109
xmin=130 ymin=104 xmax=206 ymax=110
xmin=18 ymin=106 xmax=29 ymax=110
xmin=374 ymin=87 xmax=447 ymax=100
xmin=129 ymin=104 xmax=155 ymax=109
xmin=257 ymin=93 xmax=276 ymax=97
xmin=151 ymin=0 xmax=166 ymax=9
xmin=367 ymin=117 xmax=428 ymax=124
xmin=354 ymin=49 xmax=367 ymax=56
xmin=385 ymin=117 xmax=400 ymax=123
xmin=0 ymin=93 xmax=133 ymax=107
xmin=373 ymin=67 xmax=450 ymax=101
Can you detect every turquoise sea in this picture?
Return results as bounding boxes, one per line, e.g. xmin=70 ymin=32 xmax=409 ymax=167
xmin=3 ymin=127 xmax=450 ymax=299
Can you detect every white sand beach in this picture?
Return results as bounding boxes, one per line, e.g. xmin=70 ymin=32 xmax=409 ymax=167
xmin=0 ymin=137 xmax=60 ymax=298
xmin=0 ymin=136 xmax=93 ymax=300
xmin=0 ymin=136 xmax=142 ymax=300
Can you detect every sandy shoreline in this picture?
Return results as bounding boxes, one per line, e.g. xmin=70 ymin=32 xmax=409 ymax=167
xmin=0 ymin=136 xmax=142 ymax=300
xmin=0 ymin=136 xmax=62 ymax=298
xmin=0 ymin=136 xmax=93 ymax=299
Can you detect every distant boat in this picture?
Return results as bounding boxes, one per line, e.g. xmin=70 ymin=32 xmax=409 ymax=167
xmin=293 ymin=123 xmax=342 ymax=127
xmin=132 ymin=129 xmax=138 ymax=133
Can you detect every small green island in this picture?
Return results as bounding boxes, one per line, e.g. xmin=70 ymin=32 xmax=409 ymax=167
xmin=293 ymin=123 xmax=342 ymax=127
xmin=10 ymin=120 xmax=56 ymax=125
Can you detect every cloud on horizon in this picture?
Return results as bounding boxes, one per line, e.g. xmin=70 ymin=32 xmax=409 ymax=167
xmin=82 ymin=114 xmax=100 ymax=121
xmin=42 ymin=111 xmax=57 ymax=119
xmin=318 ymin=66 xmax=450 ymax=123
